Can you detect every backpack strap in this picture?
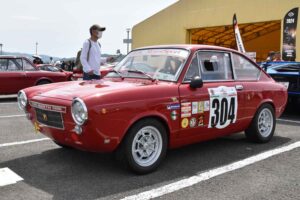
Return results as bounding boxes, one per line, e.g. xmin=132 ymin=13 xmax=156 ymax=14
xmin=87 ymin=39 xmax=92 ymax=62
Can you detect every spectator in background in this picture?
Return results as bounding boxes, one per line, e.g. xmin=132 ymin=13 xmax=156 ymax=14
xmin=80 ymin=24 xmax=114 ymax=80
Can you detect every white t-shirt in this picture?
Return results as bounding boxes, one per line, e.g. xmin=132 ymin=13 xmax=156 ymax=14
xmin=80 ymin=39 xmax=106 ymax=76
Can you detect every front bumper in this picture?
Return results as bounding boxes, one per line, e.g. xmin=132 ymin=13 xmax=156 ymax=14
xmin=26 ymin=97 xmax=119 ymax=153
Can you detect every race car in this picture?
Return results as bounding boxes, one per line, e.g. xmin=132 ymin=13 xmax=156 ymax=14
xmin=0 ymin=56 xmax=73 ymax=94
xmin=18 ymin=45 xmax=287 ymax=174
xmin=261 ymin=62 xmax=300 ymax=100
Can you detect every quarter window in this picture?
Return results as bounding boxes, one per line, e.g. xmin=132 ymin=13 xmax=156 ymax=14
xmin=198 ymin=51 xmax=233 ymax=81
xmin=0 ymin=59 xmax=8 ymax=71
xmin=184 ymin=54 xmax=200 ymax=81
xmin=23 ymin=59 xmax=36 ymax=71
xmin=232 ymin=53 xmax=260 ymax=80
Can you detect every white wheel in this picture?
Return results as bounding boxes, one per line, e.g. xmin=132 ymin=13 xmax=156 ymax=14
xmin=131 ymin=126 xmax=163 ymax=167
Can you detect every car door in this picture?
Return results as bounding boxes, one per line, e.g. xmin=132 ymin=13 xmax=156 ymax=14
xmin=178 ymin=50 xmax=246 ymax=140
xmin=22 ymin=58 xmax=42 ymax=87
xmin=231 ymin=53 xmax=264 ymax=121
xmin=0 ymin=58 xmax=25 ymax=94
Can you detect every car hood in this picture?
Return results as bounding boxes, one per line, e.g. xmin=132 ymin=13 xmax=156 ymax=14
xmin=36 ymin=79 xmax=159 ymax=101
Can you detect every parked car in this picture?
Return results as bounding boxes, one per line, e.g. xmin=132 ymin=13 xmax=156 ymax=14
xmin=72 ymin=64 xmax=114 ymax=80
xmin=37 ymin=64 xmax=74 ymax=80
xmin=261 ymin=61 xmax=300 ymax=104
xmin=0 ymin=56 xmax=73 ymax=94
xmin=18 ymin=45 xmax=287 ymax=174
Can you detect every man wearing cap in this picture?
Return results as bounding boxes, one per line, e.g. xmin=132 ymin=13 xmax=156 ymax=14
xmin=80 ymin=24 xmax=112 ymax=80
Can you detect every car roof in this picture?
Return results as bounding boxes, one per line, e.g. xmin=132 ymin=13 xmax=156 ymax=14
xmin=0 ymin=55 xmax=27 ymax=59
xmin=134 ymin=44 xmax=240 ymax=53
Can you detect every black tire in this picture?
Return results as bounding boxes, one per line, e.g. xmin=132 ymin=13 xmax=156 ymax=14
xmin=245 ymin=104 xmax=276 ymax=143
xmin=115 ymin=118 xmax=168 ymax=174
xmin=53 ymin=141 xmax=72 ymax=149
xmin=37 ymin=80 xmax=51 ymax=85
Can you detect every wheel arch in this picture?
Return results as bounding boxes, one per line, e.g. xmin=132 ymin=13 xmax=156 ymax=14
xmin=118 ymin=113 xmax=171 ymax=149
xmin=35 ymin=78 xmax=53 ymax=85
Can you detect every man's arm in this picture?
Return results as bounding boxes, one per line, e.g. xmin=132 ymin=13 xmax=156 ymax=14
xmin=80 ymin=41 xmax=92 ymax=73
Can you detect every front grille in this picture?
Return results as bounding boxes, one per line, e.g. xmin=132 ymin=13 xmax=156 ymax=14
xmin=36 ymin=108 xmax=64 ymax=129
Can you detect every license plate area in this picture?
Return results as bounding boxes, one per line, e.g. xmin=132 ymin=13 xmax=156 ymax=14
xmin=35 ymin=108 xmax=64 ymax=130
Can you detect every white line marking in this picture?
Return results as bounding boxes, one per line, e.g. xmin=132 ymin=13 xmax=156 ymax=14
xmin=0 ymin=168 xmax=23 ymax=186
xmin=121 ymin=141 xmax=300 ymax=200
xmin=277 ymin=118 xmax=300 ymax=124
xmin=0 ymin=138 xmax=50 ymax=148
xmin=0 ymin=114 xmax=26 ymax=119
xmin=0 ymin=102 xmax=18 ymax=105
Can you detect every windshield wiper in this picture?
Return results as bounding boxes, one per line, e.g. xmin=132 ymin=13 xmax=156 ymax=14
xmin=127 ymin=68 xmax=155 ymax=81
xmin=108 ymin=69 xmax=124 ymax=79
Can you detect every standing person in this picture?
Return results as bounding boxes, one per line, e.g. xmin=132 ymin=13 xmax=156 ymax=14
xmin=80 ymin=24 xmax=113 ymax=80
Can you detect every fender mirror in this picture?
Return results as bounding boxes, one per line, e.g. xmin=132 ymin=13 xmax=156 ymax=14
xmin=189 ymin=76 xmax=203 ymax=89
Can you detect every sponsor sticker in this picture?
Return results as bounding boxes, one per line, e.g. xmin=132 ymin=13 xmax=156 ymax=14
xmin=181 ymin=118 xmax=189 ymax=128
xmin=198 ymin=115 xmax=204 ymax=127
xmin=167 ymin=103 xmax=180 ymax=110
xmin=171 ymin=110 xmax=177 ymax=121
xmin=198 ymin=101 xmax=204 ymax=113
xmin=192 ymin=102 xmax=198 ymax=114
xmin=190 ymin=117 xmax=197 ymax=128
xmin=204 ymin=100 xmax=210 ymax=111
xmin=181 ymin=102 xmax=191 ymax=118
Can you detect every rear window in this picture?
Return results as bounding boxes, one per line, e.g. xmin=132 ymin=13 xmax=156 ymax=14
xmin=232 ymin=53 xmax=260 ymax=80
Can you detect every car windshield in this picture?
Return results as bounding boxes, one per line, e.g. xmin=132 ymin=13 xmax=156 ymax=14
xmin=107 ymin=48 xmax=189 ymax=82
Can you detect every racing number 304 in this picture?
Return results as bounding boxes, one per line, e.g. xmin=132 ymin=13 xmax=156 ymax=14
xmin=208 ymin=86 xmax=238 ymax=129
xmin=210 ymin=97 xmax=236 ymax=128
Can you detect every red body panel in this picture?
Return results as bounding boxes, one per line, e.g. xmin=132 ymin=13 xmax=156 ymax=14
xmin=22 ymin=45 xmax=288 ymax=153
xmin=0 ymin=56 xmax=71 ymax=94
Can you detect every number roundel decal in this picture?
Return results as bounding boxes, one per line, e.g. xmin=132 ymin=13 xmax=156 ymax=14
xmin=208 ymin=86 xmax=238 ymax=129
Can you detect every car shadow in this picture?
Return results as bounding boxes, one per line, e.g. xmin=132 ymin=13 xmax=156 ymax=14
xmin=0 ymin=134 xmax=291 ymax=200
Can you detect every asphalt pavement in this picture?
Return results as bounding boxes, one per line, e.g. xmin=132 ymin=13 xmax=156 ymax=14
xmin=0 ymin=97 xmax=299 ymax=200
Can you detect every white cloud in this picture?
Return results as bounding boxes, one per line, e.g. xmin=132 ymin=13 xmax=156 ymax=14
xmin=12 ymin=15 xmax=40 ymax=21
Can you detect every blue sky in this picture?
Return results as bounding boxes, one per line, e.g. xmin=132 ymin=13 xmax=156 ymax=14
xmin=0 ymin=0 xmax=178 ymax=57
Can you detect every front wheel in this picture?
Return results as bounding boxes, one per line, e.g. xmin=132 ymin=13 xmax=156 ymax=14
xmin=245 ymin=104 xmax=276 ymax=143
xmin=116 ymin=118 xmax=168 ymax=174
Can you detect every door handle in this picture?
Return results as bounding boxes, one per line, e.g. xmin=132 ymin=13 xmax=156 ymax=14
xmin=235 ymin=85 xmax=243 ymax=91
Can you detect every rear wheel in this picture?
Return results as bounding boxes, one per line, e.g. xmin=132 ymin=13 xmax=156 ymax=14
xmin=116 ymin=118 xmax=167 ymax=174
xmin=245 ymin=104 xmax=276 ymax=143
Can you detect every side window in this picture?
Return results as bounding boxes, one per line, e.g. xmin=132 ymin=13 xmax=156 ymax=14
xmin=232 ymin=54 xmax=260 ymax=80
xmin=7 ymin=59 xmax=22 ymax=71
xmin=198 ymin=51 xmax=233 ymax=81
xmin=0 ymin=59 xmax=8 ymax=71
xmin=184 ymin=54 xmax=200 ymax=81
xmin=23 ymin=59 xmax=36 ymax=71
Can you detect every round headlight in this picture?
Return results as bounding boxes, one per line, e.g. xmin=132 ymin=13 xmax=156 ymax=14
xmin=71 ymin=98 xmax=88 ymax=125
xmin=17 ymin=90 xmax=28 ymax=110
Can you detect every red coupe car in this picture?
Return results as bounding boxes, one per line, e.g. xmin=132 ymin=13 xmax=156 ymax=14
xmin=0 ymin=56 xmax=73 ymax=94
xmin=18 ymin=45 xmax=287 ymax=174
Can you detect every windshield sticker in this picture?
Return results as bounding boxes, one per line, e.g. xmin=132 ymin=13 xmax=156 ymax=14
xmin=208 ymin=86 xmax=238 ymax=129
xmin=130 ymin=49 xmax=189 ymax=58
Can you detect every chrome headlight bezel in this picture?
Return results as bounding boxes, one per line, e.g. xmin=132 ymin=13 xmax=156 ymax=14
xmin=17 ymin=90 xmax=28 ymax=110
xmin=71 ymin=98 xmax=88 ymax=125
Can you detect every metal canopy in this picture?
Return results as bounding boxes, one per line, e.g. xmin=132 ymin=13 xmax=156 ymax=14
xmin=190 ymin=20 xmax=281 ymax=49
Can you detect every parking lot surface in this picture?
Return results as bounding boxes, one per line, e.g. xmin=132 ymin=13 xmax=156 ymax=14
xmin=0 ymin=97 xmax=299 ymax=200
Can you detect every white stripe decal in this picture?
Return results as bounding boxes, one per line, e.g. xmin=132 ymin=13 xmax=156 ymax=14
xmin=121 ymin=141 xmax=300 ymax=200
xmin=0 ymin=138 xmax=50 ymax=148
xmin=0 ymin=114 xmax=26 ymax=119
xmin=277 ymin=118 xmax=300 ymax=124
xmin=0 ymin=168 xmax=23 ymax=187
